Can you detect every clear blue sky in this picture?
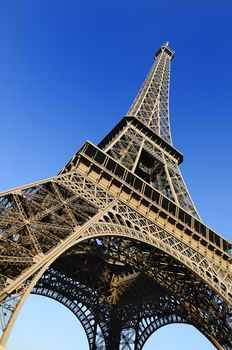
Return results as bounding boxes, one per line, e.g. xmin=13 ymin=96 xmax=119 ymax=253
xmin=0 ymin=0 xmax=231 ymax=349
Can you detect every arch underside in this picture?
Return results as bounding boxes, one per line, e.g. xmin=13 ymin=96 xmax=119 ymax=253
xmin=31 ymin=236 xmax=232 ymax=349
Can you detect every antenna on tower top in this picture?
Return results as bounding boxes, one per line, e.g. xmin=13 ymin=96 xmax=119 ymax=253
xmin=166 ymin=41 xmax=169 ymax=46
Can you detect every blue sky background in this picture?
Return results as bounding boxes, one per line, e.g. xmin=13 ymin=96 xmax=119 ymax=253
xmin=0 ymin=0 xmax=231 ymax=349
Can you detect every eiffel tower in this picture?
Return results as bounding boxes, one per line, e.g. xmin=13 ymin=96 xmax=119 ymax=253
xmin=0 ymin=43 xmax=231 ymax=350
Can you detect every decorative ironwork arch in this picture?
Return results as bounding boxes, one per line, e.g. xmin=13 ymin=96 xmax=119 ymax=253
xmin=31 ymin=285 xmax=103 ymax=350
xmin=134 ymin=308 xmax=217 ymax=349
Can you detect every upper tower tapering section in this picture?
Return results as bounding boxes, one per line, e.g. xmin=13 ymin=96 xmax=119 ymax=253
xmin=127 ymin=42 xmax=174 ymax=144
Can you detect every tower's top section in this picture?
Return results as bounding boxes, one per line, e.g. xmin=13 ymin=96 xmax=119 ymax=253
xmin=127 ymin=43 xmax=174 ymax=144
xmin=155 ymin=42 xmax=174 ymax=60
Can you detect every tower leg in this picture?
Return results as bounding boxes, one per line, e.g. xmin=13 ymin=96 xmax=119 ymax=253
xmin=105 ymin=324 xmax=121 ymax=349
xmin=105 ymin=308 xmax=121 ymax=350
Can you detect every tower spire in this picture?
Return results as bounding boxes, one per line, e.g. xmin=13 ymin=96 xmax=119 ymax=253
xmin=127 ymin=43 xmax=174 ymax=144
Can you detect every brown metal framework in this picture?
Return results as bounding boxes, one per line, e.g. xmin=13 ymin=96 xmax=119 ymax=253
xmin=0 ymin=43 xmax=231 ymax=349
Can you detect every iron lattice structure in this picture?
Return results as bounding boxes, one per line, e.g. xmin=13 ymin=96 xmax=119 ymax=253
xmin=0 ymin=43 xmax=232 ymax=350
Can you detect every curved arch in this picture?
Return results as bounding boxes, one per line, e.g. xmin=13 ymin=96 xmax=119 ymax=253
xmin=109 ymin=291 xmax=224 ymax=350
xmin=32 ymin=284 xmax=105 ymax=350
xmin=136 ymin=312 xmax=219 ymax=350
xmin=46 ymin=224 xmax=230 ymax=349
xmin=137 ymin=317 xmax=187 ymax=349
xmin=81 ymin=217 xmax=232 ymax=306
xmin=1 ymin=213 xmax=231 ymax=349
xmin=141 ymin=322 xmax=217 ymax=350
